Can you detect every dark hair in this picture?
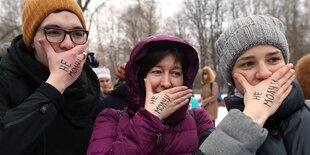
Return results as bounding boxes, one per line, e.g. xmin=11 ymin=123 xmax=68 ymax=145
xmin=137 ymin=44 xmax=188 ymax=92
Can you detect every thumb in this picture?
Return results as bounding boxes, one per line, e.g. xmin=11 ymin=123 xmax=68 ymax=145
xmin=144 ymin=78 xmax=153 ymax=96
xmin=233 ymin=73 xmax=250 ymax=92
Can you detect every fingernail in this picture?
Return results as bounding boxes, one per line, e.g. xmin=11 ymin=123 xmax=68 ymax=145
xmin=288 ymin=63 xmax=293 ymax=68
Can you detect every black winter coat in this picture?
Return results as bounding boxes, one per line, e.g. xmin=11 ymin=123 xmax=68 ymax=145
xmin=0 ymin=35 xmax=102 ymax=155
xmin=100 ymin=82 xmax=128 ymax=111
xmin=225 ymin=81 xmax=310 ymax=155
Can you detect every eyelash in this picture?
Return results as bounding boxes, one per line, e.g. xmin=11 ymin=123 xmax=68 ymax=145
xmin=240 ymin=61 xmax=254 ymax=67
xmin=150 ymin=70 xmax=182 ymax=76
xmin=172 ymin=71 xmax=182 ymax=76
xmin=153 ymin=70 xmax=161 ymax=74
xmin=239 ymin=57 xmax=281 ymax=67
xmin=268 ymin=57 xmax=281 ymax=63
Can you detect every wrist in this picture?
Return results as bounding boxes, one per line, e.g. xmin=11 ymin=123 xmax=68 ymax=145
xmin=45 ymin=79 xmax=66 ymax=94
xmin=144 ymin=106 xmax=163 ymax=120
xmin=243 ymin=108 xmax=269 ymax=127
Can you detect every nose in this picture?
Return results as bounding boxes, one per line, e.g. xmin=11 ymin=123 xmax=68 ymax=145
xmin=59 ymin=34 xmax=74 ymax=50
xmin=255 ymin=63 xmax=272 ymax=80
xmin=160 ymin=72 xmax=172 ymax=89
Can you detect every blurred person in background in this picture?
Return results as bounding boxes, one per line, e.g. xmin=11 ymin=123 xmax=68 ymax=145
xmin=93 ymin=66 xmax=113 ymax=97
xmin=200 ymin=66 xmax=219 ymax=125
xmin=295 ymin=53 xmax=310 ymax=100
xmin=114 ymin=62 xmax=126 ymax=88
xmin=85 ymin=52 xmax=99 ymax=68
xmin=98 ymin=63 xmax=128 ymax=110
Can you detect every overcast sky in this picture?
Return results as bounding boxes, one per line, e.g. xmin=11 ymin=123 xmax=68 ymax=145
xmin=88 ymin=0 xmax=184 ymax=18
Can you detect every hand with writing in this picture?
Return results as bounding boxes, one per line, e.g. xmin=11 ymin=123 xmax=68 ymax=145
xmin=144 ymin=79 xmax=193 ymax=120
xmin=233 ymin=63 xmax=295 ymax=126
xmin=39 ymin=39 xmax=88 ymax=94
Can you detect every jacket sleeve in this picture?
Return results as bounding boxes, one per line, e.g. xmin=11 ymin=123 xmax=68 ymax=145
xmin=192 ymin=108 xmax=215 ymax=145
xmin=199 ymin=109 xmax=268 ymax=155
xmin=87 ymin=108 xmax=165 ymax=155
xmin=0 ymin=83 xmax=60 ymax=154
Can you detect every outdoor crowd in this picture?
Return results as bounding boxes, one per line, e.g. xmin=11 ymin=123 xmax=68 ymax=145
xmin=0 ymin=0 xmax=309 ymax=155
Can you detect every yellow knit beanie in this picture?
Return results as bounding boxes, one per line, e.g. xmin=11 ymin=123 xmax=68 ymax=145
xmin=22 ymin=0 xmax=86 ymax=49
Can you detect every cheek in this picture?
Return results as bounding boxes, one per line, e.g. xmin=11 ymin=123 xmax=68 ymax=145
xmin=32 ymin=40 xmax=49 ymax=67
xmin=233 ymin=66 xmax=256 ymax=84
xmin=232 ymin=70 xmax=253 ymax=94
xmin=233 ymin=79 xmax=244 ymax=95
xmin=270 ymin=62 xmax=286 ymax=73
xmin=145 ymin=76 xmax=158 ymax=91
xmin=172 ymin=77 xmax=184 ymax=87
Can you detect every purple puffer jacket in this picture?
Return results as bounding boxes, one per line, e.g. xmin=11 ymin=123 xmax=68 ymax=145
xmin=87 ymin=34 xmax=214 ymax=154
xmin=87 ymin=108 xmax=213 ymax=155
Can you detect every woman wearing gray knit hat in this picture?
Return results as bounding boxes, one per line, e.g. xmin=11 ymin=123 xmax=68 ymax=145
xmin=199 ymin=15 xmax=310 ymax=155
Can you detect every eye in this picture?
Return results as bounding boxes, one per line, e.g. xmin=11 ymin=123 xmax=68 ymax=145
xmin=240 ymin=61 xmax=254 ymax=68
xmin=171 ymin=70 xmax=182 ymax=77
xmin=268 ymin=57 xmax=281 ymax=64
xmin=150 ymin=69 xmax=162 ymax=76
xmin=46 ymin=28 xmax=63 ymax=36
xmin=72 ymin=30 xmax=85 ymax=37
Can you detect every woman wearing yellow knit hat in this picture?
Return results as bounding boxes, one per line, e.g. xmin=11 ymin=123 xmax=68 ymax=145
xmin=0 ymin=0 xmax=102 ymax=154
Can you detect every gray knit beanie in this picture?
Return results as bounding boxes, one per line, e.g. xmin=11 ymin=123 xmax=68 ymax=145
xmin=215 ymin=15 xmax=289 ymax=86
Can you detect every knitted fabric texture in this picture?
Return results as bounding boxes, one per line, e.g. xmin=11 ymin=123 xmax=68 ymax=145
xmin=93 ymin=67 xmax=111 ymax=80
xmin=22 ymin=0 xmax=86 ymax=49
xmin=215 ymin=15 xmax=289 ymax=86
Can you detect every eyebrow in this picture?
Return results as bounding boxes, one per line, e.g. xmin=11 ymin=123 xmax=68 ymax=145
xmin=266 ymin=50 xmax=282 ymax=56
xmin=238 ymin=50 xmax=282 ymax=61
xmin=43 ymin=24 xmax=84 ymax=30
xmin=237 ymin=55 xmax=254 ymax=61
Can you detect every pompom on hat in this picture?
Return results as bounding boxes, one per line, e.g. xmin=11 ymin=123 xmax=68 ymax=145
xmin=93 ymin=67 xmax=111 ymax=80
xmin=215 ymin=15 xmax=290 ymax=86
xmin=22 ymin=0 xmax=86 ymax=50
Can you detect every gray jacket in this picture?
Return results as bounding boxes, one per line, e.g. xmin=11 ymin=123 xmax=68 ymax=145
xmin=199 ymin=109 xmax=268 ymax=155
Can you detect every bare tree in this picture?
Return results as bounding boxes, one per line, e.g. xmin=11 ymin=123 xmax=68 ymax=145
xmin=183 ymin=0 xmax=210 ymax=67
xmin=91 ymin=5 xmax=128 ymax=82
xmin=281 ymin=0 xmax=310 ymax=64
xmin=260 ymin=0 xmax=310 ymax=64
xmin=77 ymin=0 xmax=92 ymax=11
xmin=0 ymin=0 xmax=23 ymax=42
xmin=120 ymin=0 xmax=160 ymax=48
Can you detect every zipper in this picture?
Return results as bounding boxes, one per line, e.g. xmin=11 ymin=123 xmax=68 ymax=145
xmin=40 ymin=104 xmax=49 ymax=113
xmin=3 ymin=104 xmax=49 ymax=129
xmin=156 ymin=133 xmax=162 ymax=143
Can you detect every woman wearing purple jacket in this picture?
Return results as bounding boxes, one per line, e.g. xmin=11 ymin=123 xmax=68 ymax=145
xmin=87 ymin=34 xmax=214 ymax=154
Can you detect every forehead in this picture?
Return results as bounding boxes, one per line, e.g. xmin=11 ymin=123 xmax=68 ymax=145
xmin=40 ymin=11 xmax=83 ymax=29
xmin=157 ymin=54 xmax=181 ymax=66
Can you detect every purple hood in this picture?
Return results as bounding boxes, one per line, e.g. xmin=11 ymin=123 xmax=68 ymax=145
xmin=125 ymin=34 xmax=199 ymax=124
